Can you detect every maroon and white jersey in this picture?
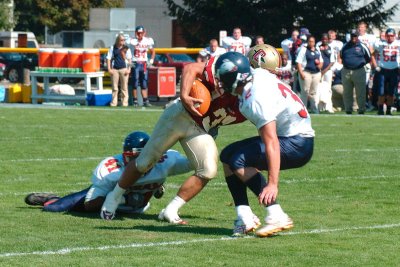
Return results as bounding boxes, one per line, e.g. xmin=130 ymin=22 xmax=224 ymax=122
xmin=373 ymin=39 xmax=400 ymax=69
xmin=222 ymin=36 xmax=252 ymax=55
xmin=190 ymin=56 xmax=246 ymax=131
xmin=130 ymin=37 xmax=154 ymax=62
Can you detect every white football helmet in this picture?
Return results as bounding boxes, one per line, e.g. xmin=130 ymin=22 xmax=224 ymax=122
xmin=247 ymin=44 xmax=282 ymax=72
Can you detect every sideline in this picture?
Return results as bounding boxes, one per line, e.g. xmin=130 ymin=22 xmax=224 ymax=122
xmin=1 ymin=223 xmax=399 ymax=258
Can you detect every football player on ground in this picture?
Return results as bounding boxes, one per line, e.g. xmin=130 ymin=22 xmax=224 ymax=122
xmin=101 ymin=52 xmax=248 ymax=223
xmin=222 ymin=27 xmax=252 ymax=55
xmin=371 ymin=28 xmax=400 ymax=115
xmin=25 ymin=131 xmax=191 ymax=215
xmin=217 ymin=49 xmax=315 ymax=237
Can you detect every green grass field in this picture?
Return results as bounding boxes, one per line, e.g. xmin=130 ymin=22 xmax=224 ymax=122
xmin=0 ymin=104 xmax=399 ymax=266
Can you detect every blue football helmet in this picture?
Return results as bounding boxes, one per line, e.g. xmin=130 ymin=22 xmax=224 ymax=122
xmin=122 ymin=131 xmax=149 ymax=164
xmin=215 ymin=52 xmax=251 ymax=94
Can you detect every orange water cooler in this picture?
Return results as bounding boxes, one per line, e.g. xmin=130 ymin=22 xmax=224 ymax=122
xmin=82 ymin=49 xmax=100 ymax=73
xmin=68 ymin=49 xmax=83 ymax=69
xmin=53 ymin=49 xmax=68 ymax=68
xmin=38 ymin=48 xmax=53 ymax=67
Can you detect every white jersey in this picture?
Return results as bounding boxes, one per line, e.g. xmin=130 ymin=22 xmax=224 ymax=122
xmin=358 ymin=33 xmax=376 ymax=50
xmin=203 ymin=46 xmax=226 ymax=57
xmin=91 ymin=150 xmax=191 ymax=195
xmin=316 ymin=40 xmax=343 ymax=62
xmin=373 ymin=39 xmax=400 ymax=69
xmin=238 ymin=68 xmax=315 ymax=137
xmin=130 ymin=37 xmax=154 ymax=62
xmin=281 ymin=38 xmax=295 ymax=56
xmin=222 ymin=36 xmax=252 ymax=55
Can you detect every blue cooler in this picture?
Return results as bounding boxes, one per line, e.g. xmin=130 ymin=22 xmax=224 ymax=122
xmin=86 ymin=90 xmax=112 ymax=106
xmin=0 ymin=85 xmax=6 ymax=102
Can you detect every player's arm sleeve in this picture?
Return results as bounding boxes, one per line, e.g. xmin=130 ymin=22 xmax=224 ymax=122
xmin=167 ymin=151 xmax=192 ymax=175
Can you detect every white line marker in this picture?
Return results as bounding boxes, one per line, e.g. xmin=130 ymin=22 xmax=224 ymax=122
xmin=0 ymin=223 xmax=399 ymax=258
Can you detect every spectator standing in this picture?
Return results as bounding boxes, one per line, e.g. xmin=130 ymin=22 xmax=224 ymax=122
xmin=296 ymin=35 xmax=324 ymax=113
xmin=107 ymin=34 xmax=131 ymax=107
xmin=255 ymin=35 xmax=265 ymax=45
xmin=340 ymin=29 xmax=371 ymax=114
xmin=202 ymin=39 xmax=226 ymax=58
xmin=327 ymin=30 xmax=344 ymax=64
xmin=276 ymin=53 xmax=293 ymax=87
xmin=331 ymin=65 xmax=359 ymax=112
xmin=319 ymin=33 xmax=335 ymax=86
xmin=281 ymin=30 xmax=299 ymax=61
xmin=130 ymin=26 xmax=155 ymax=107
xmin=371 ymin=28 xmax=400 ymax=115
xmin=222 ymin=27 xmax=252 ymax=55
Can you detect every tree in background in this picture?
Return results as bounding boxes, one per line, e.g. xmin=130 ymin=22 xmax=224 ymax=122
xmin=164 ymin=0 xmax=398 ymax=47
xmin=0 ymin=0 xmax=15 ymax=31
xmin=13 ymin=0 xmax=123 ymax=42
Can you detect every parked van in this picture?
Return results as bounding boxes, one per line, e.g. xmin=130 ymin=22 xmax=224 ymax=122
xmin=0 ymin=31 xmax=39 ymax=48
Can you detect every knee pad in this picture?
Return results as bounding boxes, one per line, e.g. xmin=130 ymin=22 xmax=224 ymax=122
xmin=194 ymin=157 xmax=218 ymax=180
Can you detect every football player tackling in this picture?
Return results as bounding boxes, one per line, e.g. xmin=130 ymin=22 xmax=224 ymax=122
xmin=217 ymin=47 xmax=315 ymax=237
xmin=101 ymin=53 xmax=247 ymax=223
xmin=25 ymin=131 xmax=192 ymax=214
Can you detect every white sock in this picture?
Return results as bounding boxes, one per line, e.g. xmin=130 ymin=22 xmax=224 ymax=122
xmin=112 ymin=183 xmax=125 ymax=201
xmin=165 ymin=196 xmax=186 ymax=213
xmin=235 ymin=205 xmax=253 ymax=220
xmin=266 ymin=204 xmax=286 ymax=218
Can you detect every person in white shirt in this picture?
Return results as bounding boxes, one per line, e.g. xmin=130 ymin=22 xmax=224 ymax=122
xmin=199 ymin=38 xmax=226 ymax=60
xmin=281 ymin=30 xmax=299 ymax=61
xmin=371 ymin=28 xmax=400 ymax=115
xmin=130 ymin=25 xmax=155 ymax=107
xmin=216 ymin=51 xmax=314 ymax=238
xmin=25 ymin=131 xmax=192 ymax=215
xmin=222 ymin=27 xmax=252 ymax=55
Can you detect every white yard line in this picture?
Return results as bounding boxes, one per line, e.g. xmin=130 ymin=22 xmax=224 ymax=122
xmin=0 ymin=223 xmax=399 ymax=258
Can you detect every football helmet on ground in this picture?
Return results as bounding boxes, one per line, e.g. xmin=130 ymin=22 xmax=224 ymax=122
xmin=215 ymin=52 xmax=252 ymax=94
xmin=248 ymin=44 xmax=282 ymax=72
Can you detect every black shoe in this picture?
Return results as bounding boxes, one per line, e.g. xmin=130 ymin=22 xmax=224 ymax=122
xmin=346 ymin=111 xmax=352 ymax=115
xmin=144 ymin=101 xmax=152 ymax=107
xmin=24 ymin=193 xmax=59 ymax=206
xmin=153 ymin=185 xmax=165 ymax=199
xmin=358 ymin=111 xmax=364 ymax=115
xmin=133 ymin=101 xmax=139 ymax=107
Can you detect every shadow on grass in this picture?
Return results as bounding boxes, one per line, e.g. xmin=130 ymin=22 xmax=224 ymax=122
xmin=96 ymin=224 xmax=232 ymax=236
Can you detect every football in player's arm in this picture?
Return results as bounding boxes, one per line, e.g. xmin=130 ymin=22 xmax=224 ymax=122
xmin=25 ymin=131 xmax=192 ymax=215
xmin=100 ymin=51 xmax=248 ymax=223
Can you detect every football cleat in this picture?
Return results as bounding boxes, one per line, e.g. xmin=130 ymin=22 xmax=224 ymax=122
xmin=255 ymin=215 xmax=294 ymax=238
xmin=232 ymin=214 xmax=261 ymax=237
xmin=153 ymin=185 xmax=165 ymax=199
xmin=158 ymin=209 xmax=188 ymax=225
xmin=24 ymin=193 xmax=60 ymax=206
xmin=100 ymin=209 xmax=115 ymax=220
xmin=143 ymin=101 xmax=152 ymax=107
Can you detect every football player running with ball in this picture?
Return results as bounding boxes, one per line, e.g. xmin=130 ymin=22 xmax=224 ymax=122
xmin=101 ymin=53 xmax=247 ymax=223
xmin=218 ymin=46 xmax=315 ymax=237
xmin=25 ymin=131 xmax=191 ymax=215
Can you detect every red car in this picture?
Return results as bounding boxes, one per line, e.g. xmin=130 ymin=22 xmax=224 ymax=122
xmin=152 ymin=53 xmax=195 ymax=84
